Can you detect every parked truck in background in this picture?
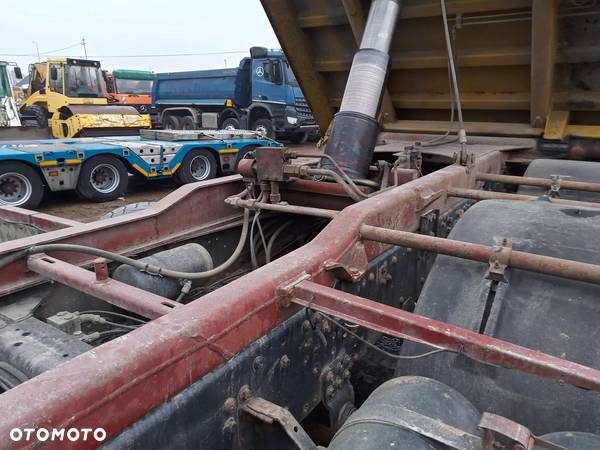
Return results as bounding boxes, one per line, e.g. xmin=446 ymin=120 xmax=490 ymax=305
xmin=151 ymin=47 xmax=318 ymax=143
xmin=0 ymin=62 xmax=22 ymax=128
xmin=20 ymin=58 xmax=151 ymax=138
xmin=104 ymin=69 xmax=154 ymax=113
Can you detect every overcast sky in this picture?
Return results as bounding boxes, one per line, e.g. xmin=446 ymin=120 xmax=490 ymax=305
xmin=1 ymin=0 xmax=280 ymax=76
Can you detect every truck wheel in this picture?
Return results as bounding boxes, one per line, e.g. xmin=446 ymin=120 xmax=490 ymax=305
xmin=174 ymin=149 xmax=218 ymax=184
xmin=164 ymin=115 xmax=180 ymax=130
xmin=252 ymin=118 xmax=275 ymax=139
xmin=180 ymin=116 xmax=196 ymax=130
xmin=20 ymin=105 xmax=49 ymax=128
xmin=0 ymin=162 xmax=44 ymax=209
xmin=76 ymin=155 xmax=129 ymax=202
xmin=221 ymin=117 xmax=240 ymax=130
xmin=289 ymin=132 xmax=308 ymax=145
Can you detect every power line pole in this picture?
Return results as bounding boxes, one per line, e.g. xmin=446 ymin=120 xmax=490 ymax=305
xmin=32 ymin=41 xmax=40 ymax=62
xmin=81 ymin=38 xmax=88 ymax=59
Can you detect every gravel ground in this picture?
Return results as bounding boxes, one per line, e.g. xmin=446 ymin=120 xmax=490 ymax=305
xmin=37 ymin=143 xmax=321 ymax=221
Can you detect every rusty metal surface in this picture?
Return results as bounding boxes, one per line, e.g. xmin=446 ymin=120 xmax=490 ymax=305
xmin=447 ymin=187 xmax=600 ymax=209
xmin=261 ymin=0 xmax=600 ymax=133
xmin=0 ymin=207 xmax=81 ymax=244
xmin=0 ymin=176 xmax=245 ymax=296
xmin=291 ymin=280 xmax=600 ymax=391
xmin=0 ymin=150 xmax=507 ymax=447
xmin=228 ymin=197 xmax=339 ymax=219
xmin=0 ymin=205 xmax=81 ymax=231
xmin=360 ymin=224 xmax=600 ymax=286
xmin=27 ymin=255 xmax=180 ymax=319
xmin=479 ymin=413 xmax=568 ymax=450
xmin=477 ymin=172 xmax=600 ymax=193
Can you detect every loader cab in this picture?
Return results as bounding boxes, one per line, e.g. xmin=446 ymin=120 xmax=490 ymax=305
xmin=20 ymin=58 xmax=150 ymax=138
xmin=26 ymin=58 xmax=107 ymax=106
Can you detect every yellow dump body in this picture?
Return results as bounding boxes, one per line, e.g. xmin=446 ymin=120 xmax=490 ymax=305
xmin=261 ymin=0 xmax=600 ymax=140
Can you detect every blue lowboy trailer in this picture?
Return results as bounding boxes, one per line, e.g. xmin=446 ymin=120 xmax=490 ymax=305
xmin=0 ymin=129 xmax=278 ymax=209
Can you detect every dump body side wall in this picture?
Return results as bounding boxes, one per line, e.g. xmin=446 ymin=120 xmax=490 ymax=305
xmin=260 ymin=0 xmax=600 ymax=138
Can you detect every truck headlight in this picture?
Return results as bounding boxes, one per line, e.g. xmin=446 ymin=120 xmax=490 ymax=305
xmin=287 ymin=116 xmax=298 ymax=125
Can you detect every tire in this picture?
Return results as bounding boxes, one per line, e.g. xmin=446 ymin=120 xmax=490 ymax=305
xmin=289 ymin=132 xmax=308 ymax=145
xmin=163 ymin=115 xmax=180 ymax=130
xmin=20 ymin=105 xmax=48 ymax=128
xmin=76 ymin=155 xmax=129 ymax=202
xmin=0 ymin=161 xmax=44 ymax=209
xmin=180 ymin=116 xmax=196 ymax=130
xmin=174 ymin=149 xmax=218 ymax=184
xmin=252 ymin=118 xmax=275 ymax=139
xmin=221 ymin=117 xmax=240 ymax=130
xmin=101 ymin=202 xmax=154 ymax=219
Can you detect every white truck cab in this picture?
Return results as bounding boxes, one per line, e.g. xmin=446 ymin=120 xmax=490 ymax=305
xmin=0 ymin=62 xmax=23 ymax=128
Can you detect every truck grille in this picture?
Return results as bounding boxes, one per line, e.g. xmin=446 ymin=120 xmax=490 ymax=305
xmin=295 ymin=97 xmax=315 ymax=123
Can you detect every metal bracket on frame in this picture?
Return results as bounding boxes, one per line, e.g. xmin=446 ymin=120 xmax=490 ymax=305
xmin=548 ymin=174 xmax=562 ymax=198
xmin=277 ymin=272 xmax=312 ymax=308
xmin=331 ymin=406 xmax=567 ymax=450
xmin=242 ymin=397 xmax=318 ymax=450
xmin=479 ymin=413 xmax=567 ymax=450
xmin=486 ymin=238 xmax=512 ymax=283
xmin=322 ymin=242 xmax=369 ymax=283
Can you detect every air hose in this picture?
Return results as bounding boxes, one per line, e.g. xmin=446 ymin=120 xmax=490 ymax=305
xmin=0 ymin=208 xmax=251 ymax=282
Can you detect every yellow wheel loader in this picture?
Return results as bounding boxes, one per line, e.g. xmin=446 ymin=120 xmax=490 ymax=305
xmin=21 ymin=58 xmax=151 ymax=138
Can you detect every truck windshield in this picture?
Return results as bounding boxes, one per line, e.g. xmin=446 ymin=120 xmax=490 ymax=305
xmin=285 ymin=61 xmax=298 ymax=86
xmin=64 ymin=65 xmax=106 ymax=98
xmin=0 ymin=67 xmax=10 ymax=98
xmin=115 ymin=78 xmax=153 ymax=95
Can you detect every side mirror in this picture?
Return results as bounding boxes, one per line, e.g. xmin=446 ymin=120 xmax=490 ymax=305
xmin=13 ymin=67 xmax=23 ymax=79
xmin=50 ymin=67 xmax=58 ymax=81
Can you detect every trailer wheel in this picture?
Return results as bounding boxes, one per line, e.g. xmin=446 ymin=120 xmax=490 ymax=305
xmin=180 ymin=116 xmax=196 ymax=130
xmin=164 ymin=115 xmax=180 ymax=130
xmin=76 ymin=156 xmax=128 ymax=202
xmin=174 ymin=149 xmax=218 ymax=184
xmin=20 ymin=105 xmax=49 ymax=128
xmin=221 ymin=117 xmax=240 ymax=130
xmin=252 ymin=118 xmax=275 ymax=139
xmin=0 ymin=162 xmax=44 ymax=209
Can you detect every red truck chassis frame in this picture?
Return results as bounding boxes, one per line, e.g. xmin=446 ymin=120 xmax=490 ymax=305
xmin=0 ymin=149 xmax=597 ymax=448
